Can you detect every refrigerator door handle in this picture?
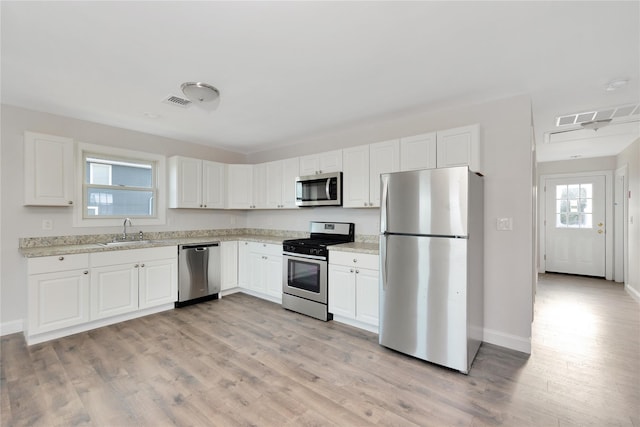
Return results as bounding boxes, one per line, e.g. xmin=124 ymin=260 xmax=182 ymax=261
xmin=380 ymin=235 xmax=388 ymax=290
xmin=380 ymin=175 xmax=389 ymax=233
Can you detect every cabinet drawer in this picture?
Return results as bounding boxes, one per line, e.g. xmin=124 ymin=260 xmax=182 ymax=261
xmin=248 ymin=242 xmax=282 ymax=256
xmin=91 ymin=246 xmax=177 ymax=267
xmin=330 ymin=251 xmax=379 ymax=270
xmin=28 ymin=253 xmax=89 ymax=275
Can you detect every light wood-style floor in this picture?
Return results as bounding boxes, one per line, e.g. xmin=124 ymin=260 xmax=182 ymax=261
xmin=2 ymin=273 xmax=639 ymax=426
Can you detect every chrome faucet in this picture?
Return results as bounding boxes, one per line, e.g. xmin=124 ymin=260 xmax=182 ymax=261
xmin=122 ymin=218 xmax=132 ymax=240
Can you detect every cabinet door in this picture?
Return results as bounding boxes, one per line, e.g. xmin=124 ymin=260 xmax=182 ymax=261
xmin=299 ymin=155 xmax=320 ymax=176
xmin=202 ymin=160 xmax=225 ymax=209
xmin=342 ymin=145 xmax=370 ymax=208
xmin=28 ymin=269 xmax=89 ymax=334
xmin=237 ymin=241 xmax=251 ymax=288
xmin=281 ymin=157 xmax=299 ymax=209
xmin=226 ymin=165 xmax=254 ymax=209
xmin=138 ymin=258 xmax=177 ymax=309
xmin=319 ymin=150 xmax=343 ymax=173
xmin=265 ymin=160 xmax=283 ymax=209
xmin=436 ymin=124 xmax=481 ymax=173
xmin=252 ymin=163 xmax=267 ymax=209
xmin=248 ymin=252 xmax=267 ymax=293
xmin=90 ymin=264 xmax=138 ymax=320
xmin=265 ymin=254 xmax=283 ymax=300
xmin=355 ymin=268 xmax=379 ymax=326
xmin=369 ymin=139 xmax=400 ymax=207
xmin=169 ymin=156 xmax=202 ymax=208
xmin=400 ymin=132 xmax=437 ymax=171
xmin=221 ymin=241 xmax=238 ymax=291
xmin=328 ymin=265 xmax=356 ymax=319
xmin=24 ymin=132 xmax=75 ymax=206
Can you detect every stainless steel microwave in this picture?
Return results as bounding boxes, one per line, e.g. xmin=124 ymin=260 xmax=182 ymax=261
xmin=295 ymin=172 xmax=342 ymax=207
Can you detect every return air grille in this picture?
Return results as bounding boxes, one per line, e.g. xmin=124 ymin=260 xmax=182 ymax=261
xmin=556 ymin=104 xmax=639 ymax=127
xmin=162 ymin=95 xmax=192 ymax=108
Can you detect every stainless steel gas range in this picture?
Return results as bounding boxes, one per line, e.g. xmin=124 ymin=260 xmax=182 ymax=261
xmin=282 ymin=222 xmax=355 ymax=321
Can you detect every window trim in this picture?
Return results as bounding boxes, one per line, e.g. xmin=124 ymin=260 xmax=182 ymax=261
xmin=73 ymin=143 xmax=166 ymax=227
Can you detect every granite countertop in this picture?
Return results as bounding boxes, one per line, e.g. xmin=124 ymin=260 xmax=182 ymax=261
xmin=330 ymin=242 xmax=379 ymax=255
xmin=20 ymin=233 xmax=290 ymax=258
xmin=20 ymin=229 xmax=380 ymax=258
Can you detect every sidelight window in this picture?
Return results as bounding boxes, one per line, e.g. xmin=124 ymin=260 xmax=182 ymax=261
xmin=555 ymin=183 xmax=593 ymax=228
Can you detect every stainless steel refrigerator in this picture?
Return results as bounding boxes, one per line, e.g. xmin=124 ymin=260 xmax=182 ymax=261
xmin=379 ymin=166 xmax=484 ymax=374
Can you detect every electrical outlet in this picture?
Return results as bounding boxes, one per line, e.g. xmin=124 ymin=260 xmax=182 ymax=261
xmin=42 ymin=219 xmax=53 ymax=230
xmin=496 ymin=217 xmax=513 ymax=231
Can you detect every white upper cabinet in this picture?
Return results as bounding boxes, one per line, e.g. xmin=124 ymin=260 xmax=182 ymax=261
xmin=24 ymin=131 xmax=75 ymax=206
xmin=265 ymin=160 xmax=283 ymax=209
xmin=169 ymin=156 xmax=225 ymax=209
xmin=299 ymin=150 xmax=343 ymax=176
xmin=202 ymin=160 xmax=226 ymax=208
xmin=226 ymin=164 xmax=254 ymax=209
xmin=343 ymin=140 xmax=399 ymax=208
xmin=252 ymin=163 xmax=267 ymax=209
xmin=399 ymin=124 xmax=482 ymax=174
xmin=280 ymin=157 xmax=300 ymax=209
xmin=258 ymin=157 xmax=299 ymax=209
xmin=369 ymin=140 xmax=400 ymax=206
xmin=343 ymin=145 xmax=371 ymax=208
xmin=436 ymin=124 xmax=482 ymax=173
xmin=400 ymin=132 xmax=437 ymax=171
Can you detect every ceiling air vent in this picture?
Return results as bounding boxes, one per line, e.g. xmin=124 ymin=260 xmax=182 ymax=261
xmin=556 ymin=103 xmax=639 ymax=127
xmin=162 ymin=95 xmax=192 ymax=108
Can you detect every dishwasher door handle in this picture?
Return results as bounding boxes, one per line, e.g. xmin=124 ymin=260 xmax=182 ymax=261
xmin=195 ymin=247 xmax=208 ymax=252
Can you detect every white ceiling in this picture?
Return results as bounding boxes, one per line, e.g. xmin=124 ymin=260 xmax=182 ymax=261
xmin=2 ymin=1 xmax=639 ymax=161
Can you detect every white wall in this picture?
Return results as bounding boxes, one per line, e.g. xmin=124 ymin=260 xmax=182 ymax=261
xmin=0 ymin=105 xmax=248 ymax=332
xmin=2 ymin=96 xmax=536 ymax=354
xmin=616 ymin=139 xmax=640 ymax=300
xmin=249 ymin=94 xmax=536 ymax=353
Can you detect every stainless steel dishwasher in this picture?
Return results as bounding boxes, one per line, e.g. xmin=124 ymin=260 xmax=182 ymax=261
xmin=176 ymin=242 xmax=221 ymax=307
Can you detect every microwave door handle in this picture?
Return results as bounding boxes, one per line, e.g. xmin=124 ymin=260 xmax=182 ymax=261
xmin=326 ymin=178 xmax=331 ymax=200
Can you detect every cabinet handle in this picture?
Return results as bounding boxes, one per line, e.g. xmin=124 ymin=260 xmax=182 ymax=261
xmin=356 ymin=270 xmax=359 ymax=274
xmin=204 ymin=205 xmax=207 ymax=208
xmin=350 ymin=269 xmax=354 ymax=273
xmin=58 ymin=256 xmax=64 ymax=261
xmin=353 ymin=259 xmax=357 ymax=263
xmin=83 ymin=271 xmax=88 ymax=275
xmin=141 ymin=264 xmax=145 ymax=267
xmin=68 ymin=201 xmax=73 ymax=205
xmin=134 ymin=264 xmax=139 ymax=268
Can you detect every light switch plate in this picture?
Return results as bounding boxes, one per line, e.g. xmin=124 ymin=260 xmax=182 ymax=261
xmin=496 ymin=217 xmax=513 ymax=231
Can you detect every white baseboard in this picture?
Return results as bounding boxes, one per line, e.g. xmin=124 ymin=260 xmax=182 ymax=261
xmin=625 ymin=284 xmax=640 ymax=303
xmin=483 ymin=327 xmax=531 ymax=354
xmin=1 ymin=319 xmax=24 ymax=336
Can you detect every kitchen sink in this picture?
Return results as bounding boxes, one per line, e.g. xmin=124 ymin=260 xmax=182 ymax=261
xmin=96 ymin=240 xmax=156 ymax=247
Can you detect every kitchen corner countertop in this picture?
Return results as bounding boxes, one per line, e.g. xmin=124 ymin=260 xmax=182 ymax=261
xmin=20 ymin=234 xmax=288 ymax=258
xmin=329 ymin=242 xmax=379 ymax=255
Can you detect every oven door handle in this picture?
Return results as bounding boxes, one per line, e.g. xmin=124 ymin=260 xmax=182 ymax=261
xmin=283 ymin=252 xmax=326 ymax=261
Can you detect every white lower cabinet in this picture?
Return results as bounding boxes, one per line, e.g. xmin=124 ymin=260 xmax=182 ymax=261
xmin=26 ymin=246 xmax=177 ymax=345
xmin=328 ymin=251 xmax=379 ymax=331
xmin=90 ymin=263 xmax=138 ymax=320
xmin=27 ymin=254 xmax=90 ymax=336
xmin=242 ymin=242 xmax=283 ymax=303
xmin=221 ymin=241 xmax=239 ymax=292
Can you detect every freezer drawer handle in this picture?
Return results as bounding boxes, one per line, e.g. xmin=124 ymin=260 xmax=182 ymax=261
xmin=381 ymin=236 xmax=388 ymax=290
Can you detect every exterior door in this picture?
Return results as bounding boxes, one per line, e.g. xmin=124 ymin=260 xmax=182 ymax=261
xmin=545 ymin=175 xmax=606 ymax=277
